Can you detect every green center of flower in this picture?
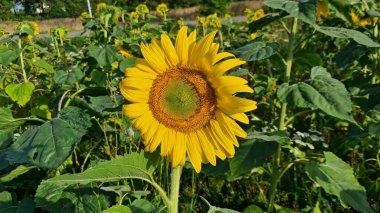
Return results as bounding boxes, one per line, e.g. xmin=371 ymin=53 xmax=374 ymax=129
xmin=163 ymin=79 xmax=199 ymax=118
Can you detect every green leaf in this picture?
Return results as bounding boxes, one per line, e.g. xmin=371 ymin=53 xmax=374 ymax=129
xmin=314 ymin=26 xmax=380 ymax=48
xmin=265 ymin=0 xmax=316 ymax=25
xmin=0 ymin=191 xmax=16 ymax=213
xmin=54 ymin=68 xmax=84 ymax=87
xmin=228 ymin=68 xmax=249 ymax=77
xmin=88 ymin=96 xmax=114 ymax=114
xmin=247 ymin=131 xmax=291 ymax=145
xmin=1 ymin=49 xmax=21 ymax=67
xmin=0 ymin=108 xmax=26 ymax=133
xmin=119 ymin=58 xmax=136 ymax=73
xmin=335 ymin=42 xmax=368 ymax=68
xmin=200 ymin=196 xmax=240 ymax=213
xmin=5 ymin=82 xmax=35 ymax=107
xmin=6 ymin=107 xmax=91 ymax=168
xmin=35 ymin=184 xmax=108 ymax=213
xmin=130 ymin=199 xmax=156 ymax=213
xmin=40 ymin=151 xmax=160 ymax=185
xmin=0 ymin=165 xmax=35 ymax=182
xmin=88 ymin=45 xmax=118 ymax=67
xmin=229 ymin=140 xmax=278 ymax=178
xmin=31 ymin=104 xmax=52 ymax=120
xmin=32 ymin=60 xmax=55 ymax=74
xmin=248 ymin=13 xmax=284 ymax=33
xmin=366 ymin=9 xmax=380 ymax=17
xmin=233 ymin=39 xmax=279 ymax=61
xmin=16 ymin=197 xmax=36 ymax=213
xmin=91 ymin=70 xmax=107 ymax=87
xmin=243 ymin=204 xmax=264 ymax=213
xmin=278 ymin=66 xmax=356 ymax=124
xmin=102 ymin=205 xmax=132 ymax=213
xmin=305 ymin=152 xmax=372 ymax=213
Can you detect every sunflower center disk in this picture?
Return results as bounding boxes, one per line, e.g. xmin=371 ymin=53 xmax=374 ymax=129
xmin=149 ymin=67 xmax=216 ymax=132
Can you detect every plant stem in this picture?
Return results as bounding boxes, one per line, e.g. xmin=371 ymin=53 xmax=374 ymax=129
xmin=267 ymin=18 xmax=298 ymax=213
xmin=18 ymin=39 xmax=28 ymax=82
xmin=169 ymin=166 xmax=182 ymax=213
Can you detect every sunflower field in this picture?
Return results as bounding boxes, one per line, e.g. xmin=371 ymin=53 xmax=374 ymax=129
xmin=0 ymin=0 xmax=380 ymax=212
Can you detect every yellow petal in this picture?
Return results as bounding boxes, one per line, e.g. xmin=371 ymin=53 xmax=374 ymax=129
xmin=187 ymin=132 xmax=202 ymax=172
xmin=122 ymin=103 xmax=149 ymax=118
xmin=222 ymin=113 xmax=248 ymax=138
xmin=148 ymin=123 xmax=166 ymax=152
xmin=196 ymin=129 xmax=216 ymax=165
xmin=125 ymin=67 xmax=157 ymax=79
xmin=172 ymin=131 xmax=187 ymax=167
xmin=175 ymin=26 xmax=189 ymax=65
xmin=213 ymin=52 xmax=234 ymax=65
xmin=135 ymin=58 xmax=159 ymax=74
xmin=161 ymin=34 xmax=179 ymax=67
xmin=215 ymin=110 xmax=239 ymax=147
xmin=230 ymin=113 xmax=249 ymax=124
xmin=218 ymin=96 xmax=257 ymax=114
xmin=140 ymin=42 xmax=168 ymax=73
xmin=119 ymin=85 xmax=149 ymax=103
xmin=212 ymin=58 xmax=246 ymax=77
xmin=204 ymin=125 xmax=227 ymax=160
xmin=120 ymin=77 xmax=153 ymax=89
xmin=209 ymin=120 xmax=235 ymax=156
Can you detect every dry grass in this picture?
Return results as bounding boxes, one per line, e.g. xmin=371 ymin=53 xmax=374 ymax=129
xmin=0 ymin=0 xmax=263 ymax=34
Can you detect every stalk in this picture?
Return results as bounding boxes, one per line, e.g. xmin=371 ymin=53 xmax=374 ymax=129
xmin=18 ymin=38 xmax=28 ymax=82
xmin=267 ymin=18 xmax=298 ymax=213
xmin=169 ymin=166 xmax=182 ymax=213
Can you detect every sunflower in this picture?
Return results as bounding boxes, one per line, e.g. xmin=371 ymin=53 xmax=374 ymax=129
xmin=120 ymin=27 xmax=257 ymax=172
xmin=156 ymin=3 xmax=169 ymax=17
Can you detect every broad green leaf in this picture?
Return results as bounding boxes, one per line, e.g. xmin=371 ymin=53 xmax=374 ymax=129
xmin=233 ymin=39 xmax=279 ymax=61
xmin=130 ymin=199 xmax=156 ymax=213
xmin=0 ymin=149 xmax=10 ymax=170
xmin=229 ymin=140 xmax=278 ymax=178
xmin=5 ymin=82 xmax=35 ymax=107
xmin=6 ymin=107 xmax=91 ymax=168
xmin=88 ymin=45 xmax=118 ymax=67
xmin=335 ymin=42 xmax=368 ymax=68
xmin=35 ymin=184 xmax=108 ymax=213
xmin=88 ymin=96 xmax=114 ymax=114
xmin=41 ymin=151 xmax=160 ymax=185
xmin=202 ymin=159 xmax=230 ymax=178
xmin=32 ymin=59 xmax=55 ymax=74
xmin=102 ymin=205 xmax=132 ymax=213
xmin=247 ymin=131 xmax=291 ymax=145
xmin=201 ymin=196 xmax=240 ymax=213
xmin=119 ymin=58 xmax=136 ymax=73
xmin=228 ymin=68 xmax=249 ymax=77
xmin=305 ymin=152 xmax=371 ymax=213
xmin=0 ymin=191 xmax=16 ymax=213
xmin=31 ymin=104 xmax=52 ymax=120
xmin=366 ymin=9 xmax=380 ymax=17
xmin=314 ymin=26 xmax=380 ymax=48
xmin=248 ymin=13 xmax=285 ymax=33
xmin=16 ymin=197 xmax=36 ymax=213
xmin=91 ymin=70 xmax=107 ymax=87
xmin=0 ymin=108 xmax=26 ymax=133
xmin=0 ymin=165 xmax=35 ymax=182
xmin=243 ymin=205 xmax=264 ymax=213
xmin=278 ymin=66 xmax=356 ymax=124
xmin=54 ymin=68 xmax=84 ymax=87
xmin=1 ymin=49 xmax=21 ymax=67
xmin=265 ymin=0 xmax=316 ymax=25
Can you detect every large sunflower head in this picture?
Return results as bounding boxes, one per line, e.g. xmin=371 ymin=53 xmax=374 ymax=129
xmin=120 ymin=27 xmax=257 ymax=172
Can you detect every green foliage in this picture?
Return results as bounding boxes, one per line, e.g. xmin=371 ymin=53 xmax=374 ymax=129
xmin=306 ymin=152 xmax=372 ymax=213
xmin=232 ymin=39 xmax=279 ymax=62
xmin=278 ymin=66 xmax=357 ymax=124
xmin=5 ymin=82 xmax=35 ymax=107
xmin=6 ymin=107 xmax=91 ymax=168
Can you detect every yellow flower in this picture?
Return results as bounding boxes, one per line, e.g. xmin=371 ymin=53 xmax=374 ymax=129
xmin=316 ymin=0 xmax=329 ymax=21
xmin=135 ymin=4 xmax=149 ymax=15
xmin=96 ymin=2 xmax=107 ymax=14
xmin=196 ymin=16 xmax=206 ymax=26
xmin=114 ymin=38 xmax=120 ymax=45
xmin=177 ymin=19 xmax=183 ymax=28
xmin=80 ymin=11 xmax=92 ymax=23
xmin=21 ymin=35 xmax=33 ymax=41
xmin=249 ymin=32 xmax=258 ymax=40
xmin=0 ymin=28 xmax=9 ymax=39
xmin=130 ymin=11 xmax=139 ymax=23
xmin=156 ymin=3 xmax=169 ymax=17
xmin=111 ymin=61 xmax=119 ymax=70
xmin=118 ymin=46 xmax=134 ymax=58
xmin=206 ymin=13 xmax=222 ymax=29
xmin=254 ymin=9 xmax=264 ymax=20
xmin=131 ymin=29 xmax=140 ymax=35
xmin=351 ymin=12 xmax=372 ymax=27
xmin=32 ymin=22 xmax=40 ymax=36
xmin=119 ymin=27 xmax=257 ymax=172
xmin=224 ymin=13 xmax=232 ymax=21
xmin=245 ymin=8 xmax=255 ymax=24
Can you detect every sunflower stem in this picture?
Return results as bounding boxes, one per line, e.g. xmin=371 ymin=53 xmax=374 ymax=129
xmin=169 ymin=166 xmax=182 ymax=213
xmin=267 ymin=17 xmax=298 ymax=213
xmin=18 ymin=38 xmax=28 ymax=83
